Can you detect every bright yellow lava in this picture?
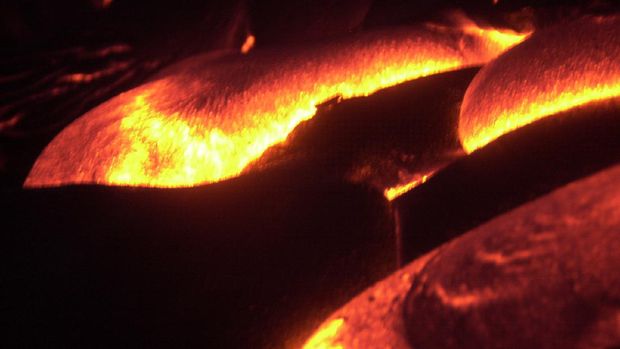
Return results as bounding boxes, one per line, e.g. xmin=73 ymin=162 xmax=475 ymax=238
xmin=460 ymin=21 xmax=530 ymax=56
xmin=384 ymin=173 xmax=432 ymax=201
xmin=25 ymin=20 xmax=528 ymax=188
xmin=459 ymin=15 xmax=620 ymax=153
xmin=462 ymin=82 xmax=620 ymax=153
xmin=302 ymin=318 xmax=345 ymax=349
xmin=107 ymin=96 xmax=235 ymax=185
xmin=108 ymin=61 xmax=463 ymax=187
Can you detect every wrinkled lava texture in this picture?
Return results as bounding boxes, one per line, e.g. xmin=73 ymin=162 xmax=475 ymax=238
xmin=404 ymin=164 xmax=620 ymax=349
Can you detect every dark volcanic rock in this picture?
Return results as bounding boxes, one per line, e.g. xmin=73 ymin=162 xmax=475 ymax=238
xmin=396 ymin=99 xmax=620 ymax=262
xmin=404 ymin=163 xmax=620 ymax=349
xmin=2 ymin=162 xmax=395 ymax=348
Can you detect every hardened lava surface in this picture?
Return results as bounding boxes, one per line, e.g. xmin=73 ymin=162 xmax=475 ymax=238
xmin=301 ymin=163 xmax=620 ymax=349
xmin=404 ymin=163 xmax=620 ymax=349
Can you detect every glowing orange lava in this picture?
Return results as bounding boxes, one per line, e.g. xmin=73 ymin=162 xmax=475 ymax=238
xmin=25 ymin=20 xmax=528 ymax=188
xmin=299 ymin=251 xmax=438 ymax=349
xmin=61 ymin=61 xmax=130 ymax=83
xmin=302 ymin=318 xmax=345 ymax=349
xmin=459 ymin=15 xmax=620 ymax=153
xmin=240 ymin=34 xmax=256 ymax=54
xmin=384 ymin=172 xmax=433 ymax=201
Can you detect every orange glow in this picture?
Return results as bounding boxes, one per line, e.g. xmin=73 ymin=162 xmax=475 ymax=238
xmin=299 ymin=251 xmax=438 ymax=349
xmin=240 ymin=34 xmax=256 ymax=54
xmin=302 ymin=318 xmax=345 ymax=349
xmin=459 ymin=15 xmax=620 ymax=153
xmin=384 ymin=172 xmax=433 ymax=201
xmin=25 ymin=20 xmax=528 ymax=188
xmin=458 ymin=18 xmax=530 ymax=58
xmin=61 ymin=61 xmax=130 ymax=83
xmin=105 ymin=95 xmax=242 ymax=185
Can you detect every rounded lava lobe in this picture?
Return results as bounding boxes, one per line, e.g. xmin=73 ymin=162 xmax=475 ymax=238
xmin=403 ymin=164 xmax=620 ymax=349
xmin=25 ymin=22 xmax=524 ymax=188
xmin=459 ymin=15 xmax=620 ymax=153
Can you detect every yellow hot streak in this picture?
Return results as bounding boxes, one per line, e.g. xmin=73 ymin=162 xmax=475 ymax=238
xmin=105 ymin=60 xmax=462 ymax=186
xmin=105 ymin=93 xmax=320 ymax=186
xmin=107 ymin=97 xmax=234 ymax=185
xmin=460 ymin=21 xmax=530 ymax=56
xmin=302 ymin=318 xmax=345 ymax=349
xmin=384 ymin=173 xmax=432 ymax=201
xmin=462 ymin=82 xmax=620 ymax=153
xmin=25 ymin=21 xmax=529 ymax=188
xmin=459 ymin=15 xmax=620 ymax=153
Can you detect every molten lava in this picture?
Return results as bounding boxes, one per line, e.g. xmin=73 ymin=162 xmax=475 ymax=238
xmin=300 ymin=251 xmax=438 ymax=349
xmin=384 ymin=172 xmax=433 ymax=201
xmin=459 ymin=15 xmax=620 ymax=153
xmin=302 ymin=163 xmax=620 ymax=348
xmin=25 ymin=20 xmax=528 ymax=188
xmin=240 ymin=34 xmax=256 ymax=54
xmin=302 ymin=318 xmax=345 ymax=349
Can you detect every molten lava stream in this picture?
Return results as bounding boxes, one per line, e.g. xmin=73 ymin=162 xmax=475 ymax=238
xmin=459 ymin=15 xmax=620 ymax=153
xmin=25 ymin=19 xmax=528 ymax=188
xmin=384 ymin=172 xmax=434 ymax=201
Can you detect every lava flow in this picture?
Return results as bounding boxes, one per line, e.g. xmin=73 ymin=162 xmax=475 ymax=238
xmin=302 ymin=162 xmax=620 ymax=349
xmin=384 ymin=172 xmax=433 ymax=201
xmin=25 ymin=20 xmax=528 ymax=188
xmin=459 ymin=15 xmax=620 ymax=153
xmin=302 ymin=318 xmax=345 ymax=349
